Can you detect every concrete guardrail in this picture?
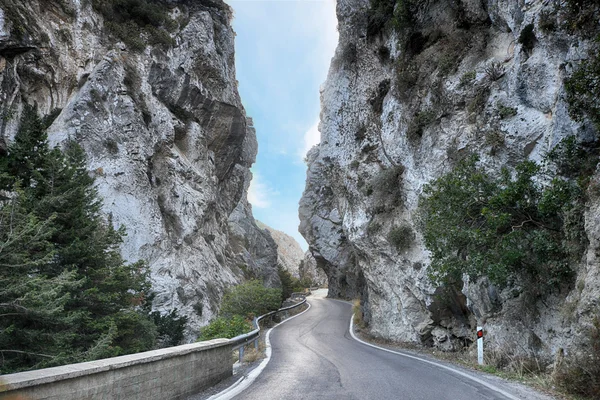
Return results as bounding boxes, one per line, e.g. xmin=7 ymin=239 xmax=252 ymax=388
xmin=0 ymin=297 xmax=309 ymax=400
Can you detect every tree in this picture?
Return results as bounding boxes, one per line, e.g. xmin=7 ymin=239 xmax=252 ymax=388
xmin=0 ymin=106 xmax=157 ymax=373
xmin=417 ymin=145 xmax=591 ymax=290
xmin=219 ymin=280 xmax=281 ymax=319
xmin=0 ymin=188 xmax=83 ymax=372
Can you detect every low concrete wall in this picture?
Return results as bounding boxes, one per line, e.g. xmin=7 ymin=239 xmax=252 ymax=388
xmin=0 ymin=339 xmax=232 ymax=400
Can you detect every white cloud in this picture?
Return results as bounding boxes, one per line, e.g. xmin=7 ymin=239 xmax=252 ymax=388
xmin=299 ymin=120 xmax=321 ymax=160
xmin=247 ymin=172 xmax=278 ymax=209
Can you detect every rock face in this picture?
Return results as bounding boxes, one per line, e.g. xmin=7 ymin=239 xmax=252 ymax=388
xmin=255 ymin=220 xmax=304 ymax=277
xmin=0 ymin=0 xmax=279 ymax=338
xmin=300 ymin=251 xmax=328 ymax=287
xmin=300 ymin=0 xmax=599 ymax=358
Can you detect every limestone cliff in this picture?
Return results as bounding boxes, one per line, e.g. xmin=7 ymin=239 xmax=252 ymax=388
xmin=0 ymin=0 xmax=279 ymax=338
xmin=255 ymin=220 xmax=304 ymax=277
xmin=300 ymin=0 xmax=599 ymax=360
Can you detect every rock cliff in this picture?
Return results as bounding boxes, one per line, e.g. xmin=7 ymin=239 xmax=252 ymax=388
xmin=300 ymin=0 xmax=600 ymax=360
xmin=0 ymin=0 xmax=279 ymax=338
xmin=255 ymin=220 xmax=304 ymax=277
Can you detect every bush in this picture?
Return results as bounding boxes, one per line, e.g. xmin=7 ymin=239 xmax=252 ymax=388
xmin=565 ymin=47 xmax=600 ymax=130
xmin=407 ymin=109 xmax=436 ymax=139
xmin=219 ymin=280 xmax=281 ymax=319
xmin=459 ymin=71 xmax=476 ymax=87
xmin=150 ymin=309 xmax=187 ymax=347
xmin=388 ymin=225 xmax=414 ymax=251
xmin=197 ymin=315 xmax=252 ymax=341
xmin=91 ymin=0 xmax=175 ymax=51
xmin=277 ymin=266 xmax=309 ymax=302
xmin=417 ymin=140 xmax=595 ymax=288
xmin=497 ymin=103 xmax=517 ymax=119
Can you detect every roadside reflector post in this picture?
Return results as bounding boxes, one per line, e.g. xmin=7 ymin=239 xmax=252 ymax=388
xmin=477 ymin=326 xmax=484 ymax=365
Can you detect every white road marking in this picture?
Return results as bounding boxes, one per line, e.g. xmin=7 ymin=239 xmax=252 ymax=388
xmin=208 ymin=302 xmax=312 ymax=400
xmin=347 ymin=314 xmax=522 ymax=400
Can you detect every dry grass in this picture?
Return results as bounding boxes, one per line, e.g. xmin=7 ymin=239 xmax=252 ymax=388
xmin=243 ymin=341 xmax=266 ymax=364
xmin=352 ymin=299 xmax=365 ymax=329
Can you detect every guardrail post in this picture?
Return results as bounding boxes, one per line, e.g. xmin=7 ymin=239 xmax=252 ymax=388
xmin=254 ymin=338 xmax=259 ymax=350
xmin=239 ymin=345 xmax=244 ymax=363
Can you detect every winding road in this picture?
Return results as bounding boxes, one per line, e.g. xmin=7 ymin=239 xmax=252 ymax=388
xmin=230 ymin=290 xmax=553 ymax=400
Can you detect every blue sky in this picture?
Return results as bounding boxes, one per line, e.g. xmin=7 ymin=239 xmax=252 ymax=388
xmin=227 ymin=0 xmax=338 ymax=250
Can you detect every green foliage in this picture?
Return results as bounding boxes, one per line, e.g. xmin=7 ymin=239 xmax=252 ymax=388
xmin=0 ymin=105 xmax=156 ymax=373
xmin=219 ymin=280 xmax=281 ymax=319
xmin=565 ymin=45 xmax=600 ymax=130
xmin=91 ymin=0 xmax=175 ymax=51
xmin=366 ymin=0 xmax=416 ymax=39
xmin=197 ymin=315 xmax=252 ymax=341
xmin=369 ymin=164 xmax=405 ymax=210
xmin=459 ymin=71 xmax=476 ymax=87
xmin=388 ymin=225 xmax=414 ymax=251
xmin=407 ymin=109 xmax=436 ymax=139
xmin=418 ymin=139 xmax=596 ymax=288
xmin=277 ymin=265 xmax=311 ymax=302
xmin=150 ymin=309 xmax=188 ymax=347
xmin=497 ymin=103 xmax=518 ymax=119
xmin=518 ymin=23 xmax=536 ymax=51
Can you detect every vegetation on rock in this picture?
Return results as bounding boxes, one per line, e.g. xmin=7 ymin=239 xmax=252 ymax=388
xmin=0 ymin=106 xmax=163 ymax=373
xmin=418 ymin=138 xmax=597 ymax=289
xmin=92 ymin=0 xmax=176 ymax=51
xmin=277 ymin=266 xmax=311 ymax=302
xmin=198 ymin=315 xmax=251 ymax=341
xmin=198 ymin=279 xmax=282 ymax=340
xmin=565 ymin=40 xmax=600 ymax=130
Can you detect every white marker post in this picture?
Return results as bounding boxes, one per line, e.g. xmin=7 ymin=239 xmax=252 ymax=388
xmin=477 ymin=327 xmax=484 ymax=365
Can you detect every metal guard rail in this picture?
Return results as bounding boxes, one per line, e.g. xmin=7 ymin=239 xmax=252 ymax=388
xmin=228 ymin=298 xmax=308 ymax=353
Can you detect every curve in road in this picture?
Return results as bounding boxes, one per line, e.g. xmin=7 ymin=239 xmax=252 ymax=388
xmin=229 ymin=291 xmax=551 ymax=400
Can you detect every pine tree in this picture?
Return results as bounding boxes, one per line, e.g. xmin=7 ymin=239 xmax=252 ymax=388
xmin=0 ymin=105 xmax=157 ymax=373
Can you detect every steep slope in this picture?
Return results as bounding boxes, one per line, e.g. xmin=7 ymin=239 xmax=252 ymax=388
xmin=0 ymin=0 xmax=279 ymax=337
xmin=255 ymin=220 xmax=304 ymax=277
xmin=300 ymin=0 xmax=599 ymax=361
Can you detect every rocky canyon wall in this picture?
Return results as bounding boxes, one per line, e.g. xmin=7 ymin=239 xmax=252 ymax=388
xmin=0 ymin=0 xmax=279 ymax=338
xmin=300 ymin=0 xmax=599 ymax=360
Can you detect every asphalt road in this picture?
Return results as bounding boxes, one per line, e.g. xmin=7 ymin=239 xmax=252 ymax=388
xmin=232 ymin=291 xmax=540 ymax=400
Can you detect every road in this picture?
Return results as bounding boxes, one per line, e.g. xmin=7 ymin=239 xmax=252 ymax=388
xmin=232 ymin=290 xmax=550 ymax=400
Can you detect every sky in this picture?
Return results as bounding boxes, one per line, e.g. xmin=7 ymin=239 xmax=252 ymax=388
xmin=227 ymin=0 xmax=339 ymax=251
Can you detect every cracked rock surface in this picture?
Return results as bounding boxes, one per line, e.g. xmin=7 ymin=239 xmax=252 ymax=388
xmin=299 ymin=0 xmax=600 ymax=358
xmin=0 ymin=0 xmax=279 ymax=339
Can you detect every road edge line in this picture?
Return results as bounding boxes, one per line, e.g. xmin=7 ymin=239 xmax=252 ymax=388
xmin=207 ymin=302 xmax=312 ymax=400
xmin=348 ymin=314 xmax=522 ymax=400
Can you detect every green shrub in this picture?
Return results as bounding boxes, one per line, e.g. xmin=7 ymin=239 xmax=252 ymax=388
xmin=407 ymin=109 xmax=436 ymax=139
xmin=496 ymin=103 xmax=517 ymax=119
xmin=197 ymin=315 xmax=252 ymax=341
xmin=150 ymin=309 xmax=187 ymax=347
xmin=388 ymin=225 xmax=414 ymax=251
xmin=277 ymin=266 xmax=308 ymax=302
xmin=538 ymin=10 xmax=556 ymax=32
xmin=459 ymin=71 xmax=476 ymax=87
xmin=366 ymin=0 xmax=417 ymax=39
xmin=91 ymin=0 xmax=175 ymax=51
xmin=418 ymin=139 xmax=596 ymax=288
xmin=219 ymin=280 xmax=281 ymax=319
xmin=565 ymin=46 xmax=600 ymax=130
